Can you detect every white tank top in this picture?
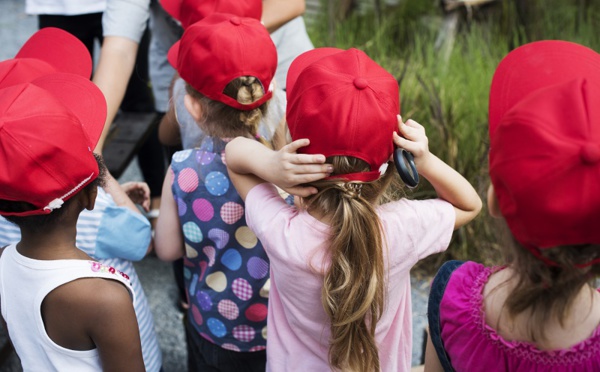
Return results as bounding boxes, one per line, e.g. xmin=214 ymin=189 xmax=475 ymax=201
xmin=0 ymin=244 xmax=135 ymax=372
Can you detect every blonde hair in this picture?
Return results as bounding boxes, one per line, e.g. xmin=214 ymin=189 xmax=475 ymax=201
xmin=304 ymin=156 xmax=394 ymax=372
xmin=185 ymin=76 xmax=269 ymax=146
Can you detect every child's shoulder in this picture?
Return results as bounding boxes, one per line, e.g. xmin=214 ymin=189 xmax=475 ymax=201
xmin=41 ymin=274 xmax=135 ymax=349
xmin=47 ymin=275 xmax=131 ymax=310
xmin=378 ymin=197 xmax=454 ymax=227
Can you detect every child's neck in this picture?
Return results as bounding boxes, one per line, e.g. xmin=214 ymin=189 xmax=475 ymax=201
xmin=17 ymin=219 xmax=90 ymax=261
xmin=295 ymin=197 xmax=332 ymax=225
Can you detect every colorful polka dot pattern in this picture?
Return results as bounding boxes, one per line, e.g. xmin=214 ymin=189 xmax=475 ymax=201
xmin=232 ymin=278 xmax=253 ymax=301
xmin=178 ymin=168 xmax=199 ymax=193
xmin=235 ymin=226 xmax=258 ymax=249
xmin=233 ymin=325 xmax=255 ymax=342
xmin=171 ymin=142 xmax=269 ymax=351
xmin=218 ymin=300 xmax=239 ymax=320
xmin=193 ymin=199 xmax=213 ymax=221
xmin=247 ymin=257 xmax=269 ymax=279
xmin=220 ymin=202 xmax=244 ymax=224
xmin=205 ymin=172 xmax=229 ymax=196
xmin=183 ymin=222 xmax=203 ymax=243
xmin=208 ymin=228 xmax=229 ymax=249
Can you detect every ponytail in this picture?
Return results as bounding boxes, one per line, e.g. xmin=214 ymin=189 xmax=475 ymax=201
xmin=185 ymin=77 xmax=269 ymax=145
xmin=234 ymin=76 xmax=270 ymax=147
xmin=305 ymin=156 xmax=394 ymax=372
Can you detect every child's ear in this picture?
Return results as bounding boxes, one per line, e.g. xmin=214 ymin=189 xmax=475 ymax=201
xmin=487 ymin=184 xmax=502 ymax=218
xmin=83 ymin=186 xmax=98 ymax=211
xmin=184 ymin=93 xmax=203 ymax=122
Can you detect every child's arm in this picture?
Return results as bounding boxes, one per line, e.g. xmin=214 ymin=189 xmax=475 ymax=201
xmin=103 ymin=173 xmax=148 ymax=213
xmin=394 ymin=117 xmax=482 ymax=229
xmin=226 ymin=137 xmax=331 ymax=201
xmin=154 ymin=169 xmax=185 ymax=261
xmin=44 ymin=278 xmax=145 ymax=371
xmin=158 ymin=104 xmax=182 ymax=146
xmin=119 ymin=181 xmax=151 ymax=212
xmin=87 ymin=280 xmax=145 ymax=371
xmin=424 ymin=335 xmax=444 ymax=372
xmin=158 ymin=74 xmax=183 ymax=146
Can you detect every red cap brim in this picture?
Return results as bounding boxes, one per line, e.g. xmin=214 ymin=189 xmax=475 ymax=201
xmin=16 ymin=27 xmax=92 ymax=79
xmin=31 ymin=73 xmax=107 ymax=149
xmin=489 ymin=40 xmax=600 ymax=139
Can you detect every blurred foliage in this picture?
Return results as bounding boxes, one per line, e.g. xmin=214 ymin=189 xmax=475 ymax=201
xmin=306 ymin=0 xmax=600 ymax=274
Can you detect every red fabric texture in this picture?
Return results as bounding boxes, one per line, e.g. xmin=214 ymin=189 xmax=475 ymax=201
xmin=168 ymin=14 xmax=276 ymax=111
xmin=160 ymin=0 xmax=261 ymax=29
xmin=488 ymin=41 xmax=600 ymax=250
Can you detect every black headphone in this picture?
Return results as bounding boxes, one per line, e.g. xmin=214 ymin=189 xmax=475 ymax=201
xmin=393 ymin=148 xmax=419 ymax=188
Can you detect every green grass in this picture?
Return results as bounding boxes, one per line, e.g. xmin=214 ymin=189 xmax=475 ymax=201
xmin=306 ymin=0 xmax=600 ymax=273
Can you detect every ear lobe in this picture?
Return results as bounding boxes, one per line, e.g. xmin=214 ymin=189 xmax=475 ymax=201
xmin=84 ymin=186 xmax=98 ymax=211
xmin=184 ymin=94 xmax=202 ymax=121
xmin=487 ymin=184 xmax=502 ymax=218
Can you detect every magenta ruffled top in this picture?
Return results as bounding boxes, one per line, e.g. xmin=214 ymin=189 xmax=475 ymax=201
xmin=440 ymin=261 xmax=600 ymax=371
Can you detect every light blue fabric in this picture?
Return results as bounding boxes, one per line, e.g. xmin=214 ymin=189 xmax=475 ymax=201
xmin=95 ymin=204 xmax=150 ymax=261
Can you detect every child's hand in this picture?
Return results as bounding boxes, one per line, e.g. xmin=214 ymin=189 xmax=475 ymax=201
xmin=393 ymin=116 xmax=432 ymax=169
xmin=268 ymin=139 xmax=332 ymax=197
xmin=120 ymin=182 xmax=151 ymax=212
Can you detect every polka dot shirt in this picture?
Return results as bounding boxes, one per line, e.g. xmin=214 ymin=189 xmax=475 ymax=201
xmin=170 ymin=137 xmax=269 ymax=352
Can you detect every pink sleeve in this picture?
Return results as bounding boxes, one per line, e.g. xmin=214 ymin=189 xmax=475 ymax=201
xmin=245 ymin=183 xmax=291 ymax=239
xmin=381 ymin=198 xmax=455 ymax=264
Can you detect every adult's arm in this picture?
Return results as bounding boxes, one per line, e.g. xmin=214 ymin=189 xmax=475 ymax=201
xmin=261 ymin=0 xmax=306 ymax=33
xmin=93 ymin=0 xmax=151 ymax=152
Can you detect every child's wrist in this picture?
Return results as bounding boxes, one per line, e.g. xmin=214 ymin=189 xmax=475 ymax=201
xmin=415 ymin=152 xmax=434 ymax=171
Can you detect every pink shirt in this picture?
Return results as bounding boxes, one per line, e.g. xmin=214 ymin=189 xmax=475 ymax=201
xmin=245 ymin=183 xmax=455 ymax=371
xmin=440 ymin=262 xmax=600 ymax=371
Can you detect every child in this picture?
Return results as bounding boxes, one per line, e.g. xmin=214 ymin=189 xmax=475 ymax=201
xmin=154 ymin=13 xmax=277 ymax=371
xmin=157 ymin=0 xmax=285 ymax=150
xmin=425 ymin=40 xmax=600 ymax=371
xmin=0 ymin=74 xmax=144 ymax=370
xmin=225 ymin=47 xmax=482 ymax=372
xmin=0 ymin=28 xmax=162 ymax=371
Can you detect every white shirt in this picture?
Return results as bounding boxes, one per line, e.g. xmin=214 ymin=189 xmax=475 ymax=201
xmin=26 ymin=0 xmax=107 ymax=15
xmin=0 ymin=244 xmax=134 ymax=372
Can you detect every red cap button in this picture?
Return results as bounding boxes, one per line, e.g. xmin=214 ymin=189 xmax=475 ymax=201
xmin=353 ymin=78 xmax=368 ymax=90
xmin=230 ymin=17 xmax=241 ymax=25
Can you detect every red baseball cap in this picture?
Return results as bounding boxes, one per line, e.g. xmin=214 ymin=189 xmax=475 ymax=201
xmin=0 ymin=27 xmax=92 ymax=88
xmin=160 ymin=0 xmax=261 ymax=29
xmin=286 ymin=48 xmax=400 ymax=182
xmin=0 ymin=73 xmax=107 ymax=217
xmin=168 ymin=13 xmax=276 ymax=111
xmin=489 ymin=41 xmax=600 ymax=254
